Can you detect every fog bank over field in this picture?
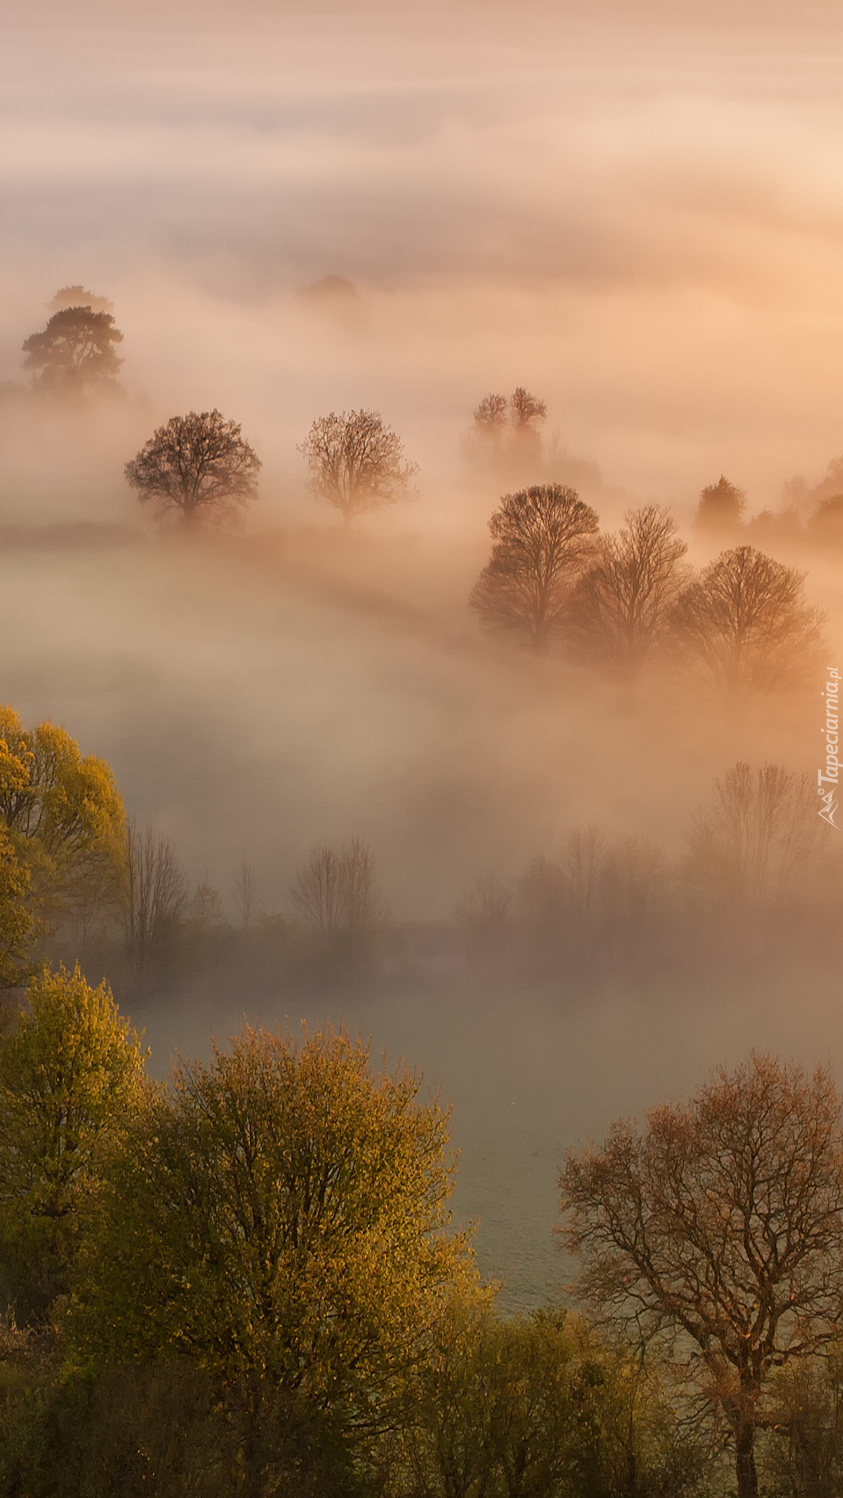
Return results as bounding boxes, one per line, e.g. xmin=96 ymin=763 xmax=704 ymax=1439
xmin=4 ymin=0 xmax=843 ymax=1307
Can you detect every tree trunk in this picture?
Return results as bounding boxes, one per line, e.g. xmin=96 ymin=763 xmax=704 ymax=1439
xmin=735 ymin=1420 xmax=759 ymax=1498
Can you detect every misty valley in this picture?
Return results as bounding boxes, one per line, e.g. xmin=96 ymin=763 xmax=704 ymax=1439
xmin=5 ymin=4 xmax=843 ymax=1493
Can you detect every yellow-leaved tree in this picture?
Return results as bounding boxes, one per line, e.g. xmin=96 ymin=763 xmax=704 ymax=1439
xmin=0 ymin=964 xmax=151 ymax=1320
xmin=0 ymin=704 xmax=126 ymax=952
xmin=70 ymin=1025 xmax=478 ymax=1451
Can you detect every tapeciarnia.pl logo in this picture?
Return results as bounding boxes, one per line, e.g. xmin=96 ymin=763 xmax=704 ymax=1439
xmin=819 ymin=667 xmax=840 ymax=828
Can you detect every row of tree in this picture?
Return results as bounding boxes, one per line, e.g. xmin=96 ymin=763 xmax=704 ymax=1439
xmin=15 ymin=291 xmax=843 ymax=558
xmin=2 ymin=971 xmax=843 ymax=1496
xmin=1 ymin=702 xmax=836 ymax=997
xmin=470 ymin=487 xmax=824 ymax=687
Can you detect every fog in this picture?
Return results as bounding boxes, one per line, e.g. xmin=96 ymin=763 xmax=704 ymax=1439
xmin=4 ymin=0 xmax=843 ymax=1305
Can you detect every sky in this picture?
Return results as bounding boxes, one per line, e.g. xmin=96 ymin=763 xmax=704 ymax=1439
xmin=3 ymin=1 xmax=843 ymax=507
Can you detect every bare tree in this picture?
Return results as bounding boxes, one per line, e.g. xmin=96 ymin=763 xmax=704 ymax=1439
xmin=342 ymin=837 xmax=381 ymax=931
xmin=685 ymin=761 xmax=817 ymax=910
xmin=291 ymin=838 xmax=382 ymax=938
xmin=509 ymin=386 xmax=546 ymax=430
xmin=22 ymin=307 xmax=123 ymax=393
xmin=292 ymin=845 xmax=347 ymax=933
xmin=298 ymin=409 xmax=418 ymax=524
xmin=472 ymin=388 xmax=546 ymax=436
xmin=567 ymin=506 xmax=687 ymax=670
xmin=125 ymin=410 xmax=261 ymax=526
xmin=565 ymin=826 xmax=605 ymax=920
xmin=473 ymin=393 xmax=509 ymax=430
xmin=561 ymin=1055 xmax=843 ymax=1498
xmin=470 ymin=484 xmax=599 ymax=651
xmin=231 ymin=862 xmax=259 ymax=931
xmin=122 ymin=822 xmax=188 ymax=975
xmin=670 ymin=545 xmax=824 ymax=691
xmin=694 ymin=475 xmax=746 ymax=537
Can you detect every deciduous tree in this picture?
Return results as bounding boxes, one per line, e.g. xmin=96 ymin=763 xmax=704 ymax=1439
xmin=685 ymin=761 xmax=816 ymax=911
xmin=567 ymin=505 xmax=687 ymax=670
xmin=121 ymin=822 xmax=187 ymax=978
xmin=0 ymin=705 xmax=125 ymax=930
xmin=22 ymin=307 xmax=123 ymax=392
xmin=70 ymin=1025 xmax=474 ymax=1440
xmin=670 ymin=545 xmax=823 ymax=690
xmin=0 ymin=831 xmax=35 ymax=989
xmin=125 ymin=410 xmax=261 ymax=525
xmin=292 ymin=838 xmax=382 ymax=939
xmin=0 ymin=964 xmax=149 ymax=1318
xmin=299 ymin=409 xmax=418 ymax=523
xmin=470 ymin=484 xmax=599 ymax=651
xmin=560 ymin=1054 xmax=843 ymax=1498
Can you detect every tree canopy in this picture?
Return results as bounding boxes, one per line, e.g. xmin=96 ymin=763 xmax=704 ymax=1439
xmin=470 ymin=484 xmax=599 ymax=651
xmin=560 ymin=1054 xmax=843 ymax=1498
xmin=71 ymin=1024 xmax=474 ymax=1433
xmin=299 ymin=409 xmax=418 ymax=523
xmin=125 ymin=410 xmax=261 ymax=524
xmin=567 ymin=505 xmax=687 ymax=670
xmin=669 ymin=545 xmax=823 ymax=690
xmin=0 ymin=964 xmax=150 ymax=1318
xmin=0 ymin=705 xmax=125 ymax=931
xmin=694 ymin=476 xmax=746 ymax=536
xmin=22 ymin=307 xmax=123 ymax=392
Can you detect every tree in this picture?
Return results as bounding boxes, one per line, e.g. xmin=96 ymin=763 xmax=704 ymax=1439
xmin=509 ymin=386 xmax=547 ymax=431
xmin=470 ymin=485 xmax=599 ymax=651
xmin=231 ymin=861 xmax=259 ymax=931
xmin=121 ymin=822 xmax=187 ymax=978
xmin=292 ymin=838 xmax=382 ymax=941
xmin=684 ymin=762 xmax=816 ymax=912
xmin=0 ymin=964 xmax=149 ymax=1319
xmin=0 ymin=705 xmax=125 ymax=931
xmin=694 ymin=476 xmax=746 ymax=536
xmin=70 ymin=1025 xmax=474 ymax=1442
xmin=298 ymin=409 xmax=418 ymax=523
xmin=473 ymin=388 xmax=546 ymax=436
xmin=125 ymin=410 xmax=261 ymax=525
xmin=0 ymin=831 xmax=35 ymax=989
xmin=473 ymin=393 xmax=509 ymax=430
xmin=397 ymin=1299 xmax=705 ymax=1498
xmin=560 ymin=1054 xmax=843 ymax=1498
xmin=670 ymin=545 xmax=823 ymax=690
xmin=22 ymin=307 xmax=123 ymax=392
xmin=566 ymin=506 xmax=687 ymax=670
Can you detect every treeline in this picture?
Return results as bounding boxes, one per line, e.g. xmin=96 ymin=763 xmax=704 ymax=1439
xmin=0 ymin=702 xmax=837 ymax=1003
xmin=4 ymin=979 xmax=843 ymax=1495
xmin=457 ymin=760 xmax=840 ymax=984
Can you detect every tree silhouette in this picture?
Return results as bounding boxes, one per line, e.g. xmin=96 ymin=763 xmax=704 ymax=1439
xmin=670 ymin=545 xmax=823 ymax=690
xmin=299 ymin=409 xmax=418 ymax=523
xmin=509 ymin=386 xmax=546 ymax=430
xmin=472 ymin=388 xmax=546 ymax=435
xmin=684 ymin=761 xmax=816 ymax=910
xmin=125 ymin=410 xmax=261 ymax=525
xmin=470 ymin=484 xmax=598 ymax=651
xmin=694 ymin=475 xmax=746 ymax=537
xmin=561 ymin=1055 xmax=843 ymax=1498
xmin=22 ymin=307 xmax=123 ymax=392
xmin=567 ymin=505 xmax=687 ymax=670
